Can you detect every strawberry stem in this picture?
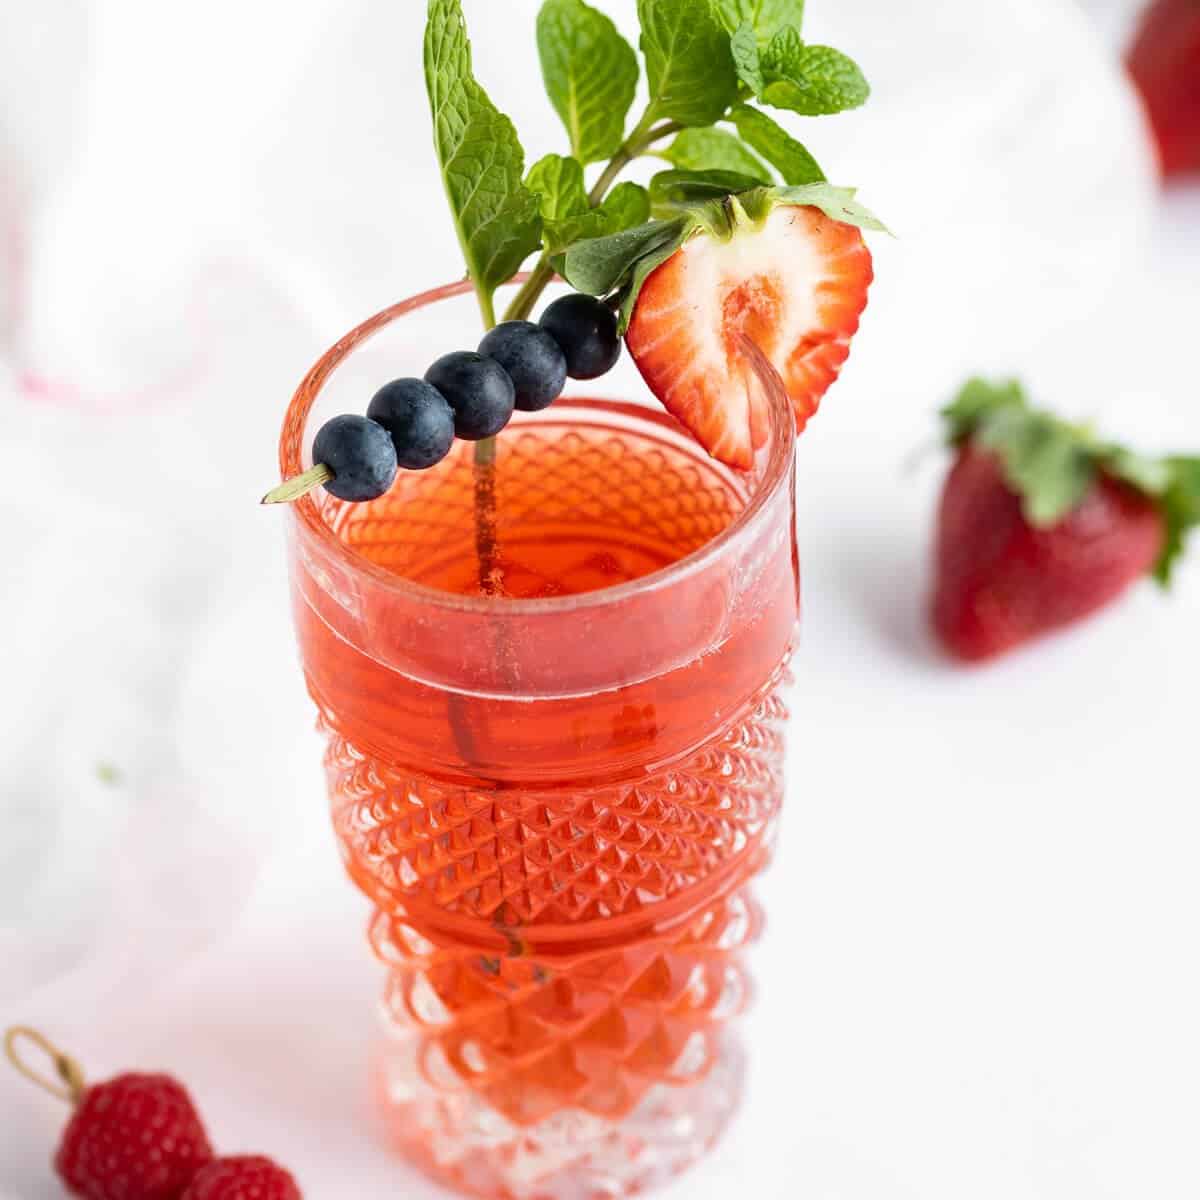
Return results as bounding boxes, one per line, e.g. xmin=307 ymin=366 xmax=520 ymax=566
xmin=4 ymin=1026 xmax=86 ymax=1106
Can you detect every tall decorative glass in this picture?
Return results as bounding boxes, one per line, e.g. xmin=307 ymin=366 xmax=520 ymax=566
xmin=279 ymin=278 xmax=799 ymax=1200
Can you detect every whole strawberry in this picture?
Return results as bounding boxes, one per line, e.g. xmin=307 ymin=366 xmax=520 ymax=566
xmin=1127 ymin=0 xmax=1200 ymax=177
xmin=931 ymin=379 xmax=1200 ymax=662
xmin=181 ymin=1156 xmax=301 ymax=1200
xmin=57 ymin=1072 xmax=214 ymax=1200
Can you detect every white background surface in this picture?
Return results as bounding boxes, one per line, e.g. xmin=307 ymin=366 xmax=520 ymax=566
xmin=2 ymin=1 xmax=1199 ymax=1197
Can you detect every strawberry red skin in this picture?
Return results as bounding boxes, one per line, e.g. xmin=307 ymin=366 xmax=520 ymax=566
xmin=1127 ymin=0 xmax=1200 ymax=176
xmin=56 ymin=1073 xmax=214 ymax=1200
xmin=932 ymin=447 xmax=1166 ymax=662
xmin=181 ymin=1156 xmax=301 ymax=1200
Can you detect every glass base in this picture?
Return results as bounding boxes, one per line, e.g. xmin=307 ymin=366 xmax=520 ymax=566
xmin=377 ymin=1032 xmax=745 ymax=1200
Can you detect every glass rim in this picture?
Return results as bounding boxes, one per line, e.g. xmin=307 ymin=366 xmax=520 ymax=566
xmin=279 ymin=274 xmax=797 ymax=616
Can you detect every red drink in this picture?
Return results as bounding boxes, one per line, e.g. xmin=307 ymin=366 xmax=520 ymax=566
xmin=282 ymin=282 xmax=799 ymax=1199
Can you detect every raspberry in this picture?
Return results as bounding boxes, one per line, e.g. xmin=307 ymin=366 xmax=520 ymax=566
xmin=181 ymin=1156 xmax=302 ymax=1200
xmin=55 ymin=1073 xmax=214 ymax=1200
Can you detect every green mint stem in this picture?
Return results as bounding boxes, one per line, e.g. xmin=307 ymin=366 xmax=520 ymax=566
xmin=501 ymin=259 xmax=558 ymax=324
xmin=476 ymin=288 xmax=498 ymax=331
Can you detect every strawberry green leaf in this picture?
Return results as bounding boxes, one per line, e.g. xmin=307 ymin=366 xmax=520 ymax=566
xmin=761 ymin=30 xmax=870 ymax=115
xmin=638 ymin=0 xmax=738 ymax=127
xmin=617 ymin=224 xmax=693 ymax=332
xmin=941 ymin=377 xmax=1029 ymax=444
xmin=977 ymin=406 xmax=1097 ymax=527
xmin=661 ymin=126 xmax=774 ymax=181
xmin=712 ymin=0 xmax=806 ymax=41
xmin=650 ymin=168 xmax=769 ymax=217
xmin=425 ymin=0 xmax=543 ymax=324
xmin=729 ymin=104 xmax=824 ymax=184
xmin=771 ymin=183 xmax=888 ymax=232
xmin=1155 ymin=457 xmax=1200 ymax=584
xmin=538 ymin=0 xmax=639 ymax=165
xmin=730 ymin=21 xmax=766 ymax=93
xmin=1098 ymin=444 xmax=1173 ymax=495
xmin=561 ymin=216 xmax=690 ymax=297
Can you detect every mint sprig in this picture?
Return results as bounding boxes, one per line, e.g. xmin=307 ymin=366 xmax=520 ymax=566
xmin=424 ymin=0 xmax=543 ymax=328
xmin=423 ymin=0 xmax=875 ymax=338
xmin=942 ymin=378 xmax=1200 ymax=585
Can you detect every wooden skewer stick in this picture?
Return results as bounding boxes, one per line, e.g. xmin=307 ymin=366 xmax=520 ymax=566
xmin=261 ymin=463 xmax=333 ymax=506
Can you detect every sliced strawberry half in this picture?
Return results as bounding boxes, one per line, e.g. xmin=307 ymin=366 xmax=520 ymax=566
xmin=625 ymin=204 xmax=873 ymax=469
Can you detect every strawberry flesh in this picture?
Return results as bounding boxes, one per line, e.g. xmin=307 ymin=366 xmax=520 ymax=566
xmin=932 ymin=447 xmax=1166 ymax=661
xmin=626 ymin=205 xmax=873 ymax=469
xmin=1127 ymin=0 xmax=1200 ymax=176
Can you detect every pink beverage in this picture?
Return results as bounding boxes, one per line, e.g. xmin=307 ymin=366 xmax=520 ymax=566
xmin=282 ymin=280 xmax=799 ymax=1198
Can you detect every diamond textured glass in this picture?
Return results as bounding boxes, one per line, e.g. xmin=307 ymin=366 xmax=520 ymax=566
xmin=279 ymin=278 xmax=799 ymax=1200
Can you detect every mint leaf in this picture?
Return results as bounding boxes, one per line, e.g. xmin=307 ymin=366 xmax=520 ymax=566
xmin=762 ymin=30 xmax=870 ymax=115
xmin=771 ymin=183 xmax=889 ymax=232
xmin=730 ymin=104 xmax=824 ymax=184
xmin=526 ymin=152 xmax=593 ymax=253
xmin=425 ymin=0 xmax=542 ymax=323
xmin=651 ymin=168 xmax=768 ymax=216
xmin=662 ymin=126 xmax=773 ymax=180
xmin=1156 ymin=457 xmax=1200 ymax=584
xmin=730 ymin=21 xmax=765 ymax=93
xmin=526 ymin=152 xmax=589 ymax=222
xmin=713 ymin=0 xmax=806 ymax=40
xmin=528 ymin=155 xmax=650 ymax=254
xmin=638 ymin=0 xmax=738 ymax=126
xmin=561 ymin=217 xmax=689 ymax=296
xmin=538 ymin=0 xmax=639 ymax=165
xmin=600 ymin=181 xmax=652 ymax=230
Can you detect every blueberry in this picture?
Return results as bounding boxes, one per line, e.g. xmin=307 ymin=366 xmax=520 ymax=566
xmin=478 ymin=321 xmax=568 ymax=412
xmin=312 ymin=414 xmax=397 ymax=502
xmin=367 ymin=377 xmax=456 ymax=470
xmin=539 ymin=294 xmax=621 ymax=381
xmin=424 ymin=351 xmax=515 ymax=441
